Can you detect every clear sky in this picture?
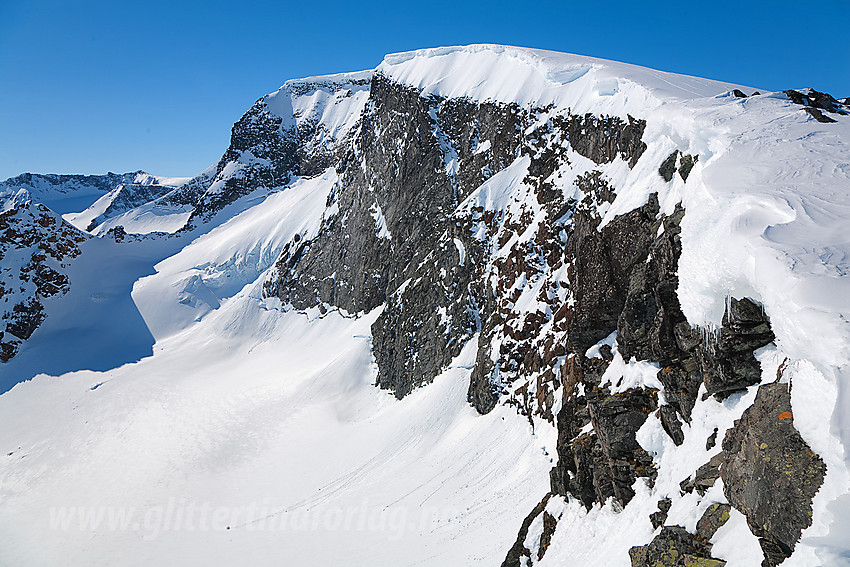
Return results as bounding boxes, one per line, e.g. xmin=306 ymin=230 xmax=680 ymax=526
xmin=1 ymin=0 xmax=848 ymax=181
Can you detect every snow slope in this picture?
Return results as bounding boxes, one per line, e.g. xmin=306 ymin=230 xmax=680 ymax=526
xmin=1 ymin=45 xmax=848 ymax=566
xmin=0 ymin=216 xmax=554 ymax=567
xmin=132 ymin=169 xmax=340 ymax=340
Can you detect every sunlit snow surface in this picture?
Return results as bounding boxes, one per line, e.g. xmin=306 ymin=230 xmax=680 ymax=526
xmin=1 ymin=45 xmax=849 ymax=566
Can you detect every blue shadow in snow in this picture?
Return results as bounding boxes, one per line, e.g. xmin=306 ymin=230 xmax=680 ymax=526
xmin=0 ymin=237 xmax=176 ymax=394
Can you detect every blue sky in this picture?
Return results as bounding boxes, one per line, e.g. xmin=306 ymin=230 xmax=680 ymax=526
xmin=1 ymin=0 xmax=848 ymax=180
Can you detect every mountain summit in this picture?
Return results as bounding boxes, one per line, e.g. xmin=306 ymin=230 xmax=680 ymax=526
xmin=1 ymin=45 xmax=849 ymax=566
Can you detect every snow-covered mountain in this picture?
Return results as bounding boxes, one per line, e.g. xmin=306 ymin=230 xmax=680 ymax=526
xmin=1 ymin=45 xmax=849 ymax=567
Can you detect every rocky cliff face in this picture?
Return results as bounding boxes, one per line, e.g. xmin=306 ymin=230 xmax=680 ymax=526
xmin=258 ymin=67 xmax=836 ymax=565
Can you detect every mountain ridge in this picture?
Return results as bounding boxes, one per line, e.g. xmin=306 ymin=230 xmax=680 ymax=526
xmin=1 ymin=45 xmax=848 ymax=566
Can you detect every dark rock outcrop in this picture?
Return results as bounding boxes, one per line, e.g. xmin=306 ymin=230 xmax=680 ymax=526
xmin=687 ymin=298 xmax=775 ymax=399
xmin=680 ymin=453 xmax=724 ymax=496
xmin=157 ymin=76 xmax=371 ymax=228
xmin=803 ymin=107 xmax=838 ymax=123
xmin=659 ymin=151 xmax=680 ymax=182
xmin=616 ymin=203 xmax=687 ymax=363
xmin=659 ymin=151 xmax=699 ymax=183
xmin=0 ymin=199 xmax=87 ymax=361
xmin=265 ymin=71 xmax=653 ymax=410
xmin=784 ymin=88 xmax=846 ymax=114
xmin=629 ymin=525 xmax=725 ymax=567
xmin=550 ymin=373 xmax=658 ymax=508
xmin=547 ymin=198 xmax=692 ymax=508
xmin=650 ymin=497 xmax=673 ymax=529
xmin=678 ymin=154 xmax=698 ymax=181
xmin=783 ymin=89 xmax=847 ymax=123
xmin=565 ymin=194 xmax=660 ymax=354
xmin=721 ymin=381 xmax=826 ymax=566
xmin=554 ymin=112 xmax=647 ymax=167
xmin=501 ymin=493 xmax=557 ymax=567
xmin=630 ymin=505 xmax=730 ymax=566
xmin=588 ymin=386 xmax=659 ymax=503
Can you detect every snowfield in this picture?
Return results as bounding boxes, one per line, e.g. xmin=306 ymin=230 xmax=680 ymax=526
xmin=0 ymin=300 xmax=554 ymax=565
xmin=1 ymin=45 xmax=848 ymax=566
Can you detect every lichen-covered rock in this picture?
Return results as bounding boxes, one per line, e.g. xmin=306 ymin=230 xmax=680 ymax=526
xmin=628 ymin=525 xmax=725 ymax=567
xmin=696 ymin=503 xmax=731 ymax=541
xmin=632 ymin=504 xmax=731 ymax=566
xmin=721 ymin=381 xmax=826 ymax=566
xmin=680 ymin=453 xmax=724 ymax=496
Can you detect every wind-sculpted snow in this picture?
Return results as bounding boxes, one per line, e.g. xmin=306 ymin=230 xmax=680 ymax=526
xmin=1 ymin=45 xmax=849 ymax=567
xmin=379 ymin=44 xmax=755 ymax=117
xmin=132 ymin=170 xmax=339 ymax=340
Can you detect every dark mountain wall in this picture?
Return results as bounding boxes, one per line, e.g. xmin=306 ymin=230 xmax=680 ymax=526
xmin=261 ymin=73 xmax=825 ymax=567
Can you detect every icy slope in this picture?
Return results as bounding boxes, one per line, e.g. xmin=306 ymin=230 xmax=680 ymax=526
xmin=1 ymin=45 xmax=849 ymax=567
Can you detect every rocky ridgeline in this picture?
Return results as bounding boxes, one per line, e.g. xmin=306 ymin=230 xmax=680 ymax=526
xmin=83 ymin=181 xmax=176 ymax=232
xmin=0 ymin=197 xmax=88 ymax=361
xmin=166 ymin=75 xmax=370 ymax=227
xmin=0 ymin=171 xmax=142 ymax=199
xmin=259 ymin=73 xmax=826 ymax=566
